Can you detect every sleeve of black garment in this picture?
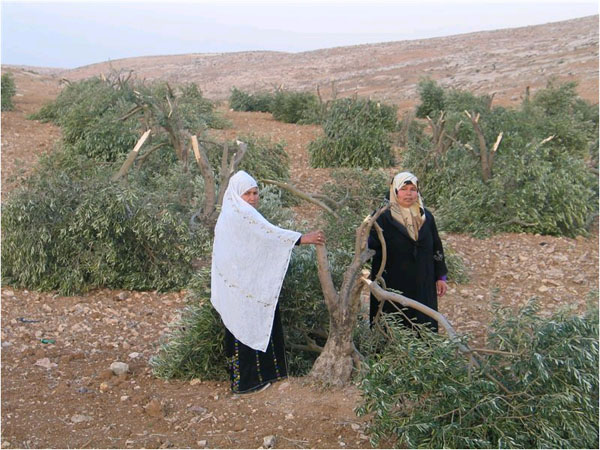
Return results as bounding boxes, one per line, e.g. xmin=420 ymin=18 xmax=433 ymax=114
xmin=430 ymin=212 xmax=448 ymax=279
xmin=367 ymin=212 xmax=383 ymax=250
xmin=368 ymin=214 xmax=384 ymax=280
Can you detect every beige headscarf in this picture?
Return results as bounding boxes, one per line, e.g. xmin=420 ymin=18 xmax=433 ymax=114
xmin=211 ymin=171 xmax=301 ymax=351
xmin=389 ymin=172 xmax=426 ymax=241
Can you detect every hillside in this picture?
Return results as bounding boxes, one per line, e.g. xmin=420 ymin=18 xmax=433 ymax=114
xmin=1 ymin=15 xmax=599 ymax=449
xmin=6 ymin=15 xmax=599 ymax=111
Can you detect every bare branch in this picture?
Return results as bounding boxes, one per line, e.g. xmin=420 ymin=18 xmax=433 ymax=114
xmin=491 ymin=132 xmax=503 ymax=154
xmin=470 ymin=348 xmax=522 ymax=357
xmin=191 ymin=135 xmax=216 ymax=220
xmin=373 ymin=222 xmax=387 ymax=283
xmin=315 ymin=245 xmax=338 ymax=307
xmin=137 ymin=142 xmax=169 ymax=166
xmin=261 ymin=179 xmax=341 ymax=219
xmin=112 ymin=129 xmax=152 ymax=181
xmin=118 ymin=105 xmax=144 ymax=121
xmin=231 ymin=140 xmax=248 ymax=171
xmin=290 ymin=343 xmax=323 ymax=353
xmin=363 ymin=277 xmax=460 ymax=340
xmin=539 ymin=135 xmax=555 ymax=146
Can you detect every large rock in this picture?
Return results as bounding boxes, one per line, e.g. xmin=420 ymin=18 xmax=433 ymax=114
xmin=110 ymin=361 xmax=129 ymax=375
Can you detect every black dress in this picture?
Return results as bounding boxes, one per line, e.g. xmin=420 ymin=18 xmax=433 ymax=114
xmin=368 ymin=208 xmax=447 ymax=332
xmin=224 ymin=303 xmax=288 ymax=393
xmin=223 ymin=237 xmax=301 ymax=393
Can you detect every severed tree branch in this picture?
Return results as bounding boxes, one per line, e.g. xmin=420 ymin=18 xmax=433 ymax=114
xmin=112 ymin=129 xmax=152 ymax=181
xmin=261 ymin=178 xmax=341 ymax=219
xmin=191 ymin=135 xmax=216 ymax=221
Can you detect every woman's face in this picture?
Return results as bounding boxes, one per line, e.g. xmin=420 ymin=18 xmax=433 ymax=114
xmin=396 ymin=183 xmax=418 ymax=208
xmin=241 ymin=187 xmax=259 ymax=208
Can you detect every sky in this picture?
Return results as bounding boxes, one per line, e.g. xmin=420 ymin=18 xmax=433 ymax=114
xmin=1 ymin=0 xmax=598 ymax=69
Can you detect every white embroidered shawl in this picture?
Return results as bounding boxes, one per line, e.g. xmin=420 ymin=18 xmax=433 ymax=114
xmin=210 ymin=171 xmax=301 ymax=351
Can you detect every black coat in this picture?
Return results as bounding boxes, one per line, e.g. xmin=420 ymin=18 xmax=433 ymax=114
xmin=368 ymin=208 xmax=447 ymax=331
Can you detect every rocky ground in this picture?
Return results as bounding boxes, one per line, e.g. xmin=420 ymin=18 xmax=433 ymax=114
xmin=1 ymin=34 xmax=598 ymax=450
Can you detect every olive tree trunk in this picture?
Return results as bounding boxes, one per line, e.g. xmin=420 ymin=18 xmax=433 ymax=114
xmin=309 ymin=207 xmax=388 ymax=385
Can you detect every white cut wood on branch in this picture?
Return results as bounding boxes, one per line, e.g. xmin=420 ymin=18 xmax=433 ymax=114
xmin=191 ymin=135 xmax=216 ymax=220
xmin=112 ymin=129 xmax=152 ymax=181
xmin=491 ymin=132 xmax=503 ymax=154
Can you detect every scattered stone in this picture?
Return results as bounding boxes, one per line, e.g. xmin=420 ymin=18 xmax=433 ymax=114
xmin=120 ymin=395 xmax=129 ymax=402
xmin=116 ymin=292 xmax=129 ymax=301
xmin=285 ymin=413 xmax=294 ymax=420
xmin=110 ymin=361 xmax=129 ymax=375
xmin=34 ymin=358 xmax=57 ymax=369
xmin=350 ymin=423 xmax=360 ymax=431
xmin=3 ymin=290 xmax=15 ymax=297
xmin=190 ymin=378 xmax=202 ymax=385
xmin=144 ymin=399 xmax=164 ymax=418
xmin=263 ymin=435 xmax=276 ymax=448
xmin=188 ymin=405 xmax=208 ymax=415
xmin=70 ymin=414 xmax=93 ymax=423
xmin=1 ymin=441 xmax=11 ymax=448
xmin=76 ymin=387 xmax=91 ymax=394
xmin=99 ymin=382 xmax=110 ymax=392
xmin=197 ymin=440 xmax=207 ymax=448
xmin=538 ymin=285 xmax=550 ymax=293
xmin=128 ymin=352 xmax=140 ymax=359
xmin=277 ymin=381 xmax=290 ymax=391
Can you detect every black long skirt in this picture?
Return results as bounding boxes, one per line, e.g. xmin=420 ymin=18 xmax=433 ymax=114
xmin=224 ymin=305 xmax=288 ymax=393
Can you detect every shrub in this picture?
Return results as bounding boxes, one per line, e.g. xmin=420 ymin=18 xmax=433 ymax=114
xmin=1 ymin=72 xmax=17 ymax=111
xmin=272 ymin=90 xmax=322 ymax=124
xmin=229 ymin=87 xmax=274 ymax=112
xmin=29 ymin=77 xmax=142 ymax=161
xmin=309 ymin=97 xmax=397 ymax=168
xmin=357 ymin=301 xmax=599 ymax=448
xmin=29 ymin=75 xmax=227 ymax=162
xmin=415 ymin=77 xmax=445 ymax=119
xmin=404 ymin=80 xmax=598 ymax=237
xmin=236 ymin=135 xmax=291 ymax=183
xmin=1 ymin=162 xmax=211 ymax=295
xmin=150 ymin=269 xmax=227 ymax=381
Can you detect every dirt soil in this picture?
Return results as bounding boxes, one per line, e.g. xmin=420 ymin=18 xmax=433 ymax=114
xmin=1 ymin=21 xmax=599 ymax=449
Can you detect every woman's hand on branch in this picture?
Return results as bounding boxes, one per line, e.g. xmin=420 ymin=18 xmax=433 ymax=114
xmin=301 ymin=230 xmax=326 ymax=246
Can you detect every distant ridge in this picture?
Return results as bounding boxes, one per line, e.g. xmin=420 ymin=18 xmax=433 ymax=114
xmin=8 ymin=15 xmax=599 ymax=109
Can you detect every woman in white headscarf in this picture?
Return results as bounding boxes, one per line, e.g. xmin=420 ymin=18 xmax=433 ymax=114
xmin=211 ymin=171 xmax=325 ymax=394
xmin=368 ymin=171 xmax=447 ymax=332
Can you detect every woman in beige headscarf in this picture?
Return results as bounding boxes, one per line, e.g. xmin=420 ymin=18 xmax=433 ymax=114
xmin=368 ymin=171 xmax=447 ymax=331
xmin=211 ymin=170 xmax=325 ymax=394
